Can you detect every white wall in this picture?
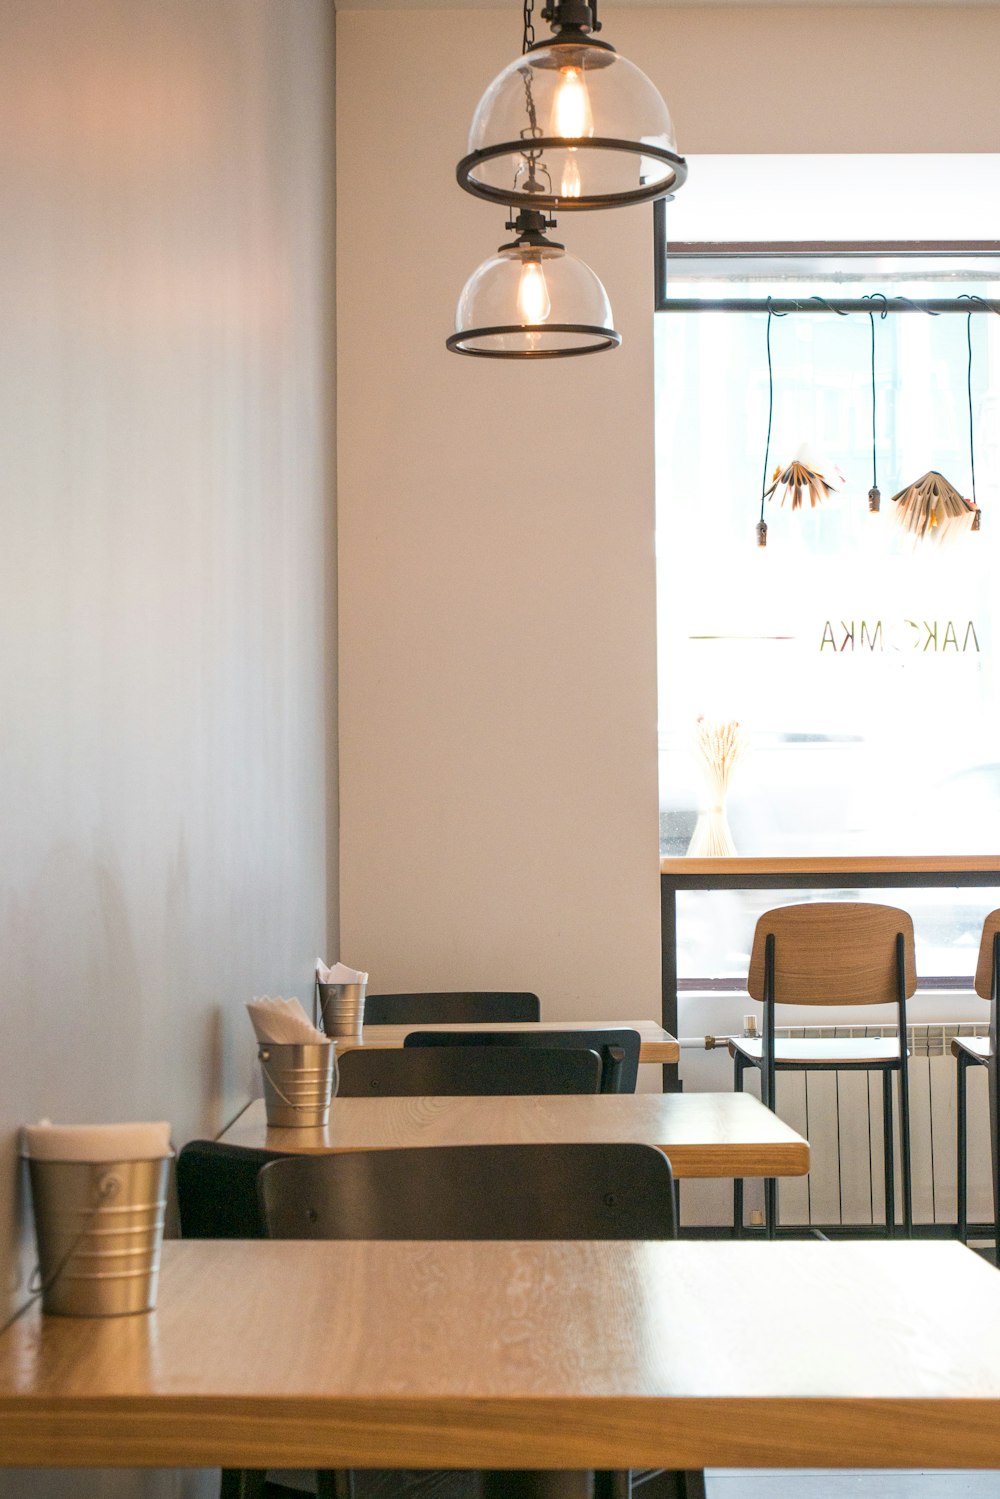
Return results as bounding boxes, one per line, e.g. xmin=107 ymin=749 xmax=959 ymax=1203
xmin=0 ymin=1 xmax=335 ymax=1493
xmin=335 ymin=5 xmax=1000 ymax=1018
xmin=336 ymin=9 xmax=661 ymax=1018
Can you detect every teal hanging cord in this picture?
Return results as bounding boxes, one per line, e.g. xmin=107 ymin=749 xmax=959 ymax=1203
xmin=967 ymin=311 xmax=977 ymax=508
xmin=869 ymin=311 xmax=878 ymax=493
xmin=759 ymin=306 xmax=774 ymax=526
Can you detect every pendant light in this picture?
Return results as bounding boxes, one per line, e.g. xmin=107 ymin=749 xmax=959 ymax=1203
xmin=890 ymin=306 xmax=982 ymax=542
xmin=865 ymin=295 xmax=886 ymax=512
xmin=446 ymin=208 xmax=621 ymax=357
xmin=457 ymin=0 xmax=687 ymax=213
xmin=755 ymin=308 xmax=776 ymax=547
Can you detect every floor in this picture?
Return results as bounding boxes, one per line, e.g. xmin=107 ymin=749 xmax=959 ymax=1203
xmin=707 ymin=1474 xmax=1000 ymax=1496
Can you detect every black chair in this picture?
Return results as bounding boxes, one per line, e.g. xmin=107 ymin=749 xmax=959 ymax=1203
xmin=336 ymin=1043 xmax=602 ymax=1096
xmin=260 ymin=1144 xmax=693 ymax=1499
xmin=176 ymin=1139 xmax=289 ymax=1240
xmin=260 ymin=1142 xmax=675 ymax=1240
xmin=176 ymin=1141 xmax=296 ymax=1499
xmin=364 ymin=992 xmax=541 ymax=1024
xmin=953 ymin=910 xmax=1000 ymax=1264
xmin=403 ymin=1028 xmax=641 ymax=1094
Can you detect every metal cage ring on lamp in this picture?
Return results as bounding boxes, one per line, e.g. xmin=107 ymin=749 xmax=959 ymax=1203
xmin=446 ymin=208 xmax=621 ymax=357
xmin=457 ymin=0 xmax=687 ymax=212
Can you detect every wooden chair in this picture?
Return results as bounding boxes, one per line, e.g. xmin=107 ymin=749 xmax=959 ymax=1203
xmin=403 ymin=1028 xmax=641 ymax=1094
xmin=953 ymin=909 xmax=1000 ymax=1264
xmin=729 ymin=902 xmax=916 ymax=1239
xmin=336 ymin=1043 xmax=602 ymax=1096
xmin=364 ymin=991 xmax=540 ymax=1024
xmin=259 ymin=1144 xmax=697 ymax=1499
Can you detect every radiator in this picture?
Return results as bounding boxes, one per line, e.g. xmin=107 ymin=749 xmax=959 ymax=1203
xmin=709 ymin=1022 xmax=994 ymax=1231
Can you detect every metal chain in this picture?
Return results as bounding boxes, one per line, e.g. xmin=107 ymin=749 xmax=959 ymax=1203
xmin=520 ymin=0 xmax=539 ymax=138
xmin=515 ymin=0 xmax=551 ymax=197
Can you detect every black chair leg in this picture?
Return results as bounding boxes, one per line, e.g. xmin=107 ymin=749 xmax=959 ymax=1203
xmin=612 ymin=1474 xmax=705 ymax=1499
xmin=733 ymin=1054 xmax=746 ymax=1237
xmin=957 ymin=1051 xmax=971 ymax=1244
xmin=220 ymin=1472 xmax=267 ymax=1499
xmin=317 ymin=1472 xmax=353 ymax=1499
xmin=882 ymin=1069 xmax=895 ymax=1237
xmin=762 ymin=1059 xmax=777 ymax=1240
xmin=990 ymin=1049 xmax=1000 ymax=1269
xmin=482 ymin=1474 xmax=591 ymax=1498
xmin=898 ymin=1054 xmax=913 ymax=1239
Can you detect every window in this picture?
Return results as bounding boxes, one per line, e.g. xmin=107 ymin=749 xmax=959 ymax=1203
xmin=653 ymin=157 xmax=1000 ymax=982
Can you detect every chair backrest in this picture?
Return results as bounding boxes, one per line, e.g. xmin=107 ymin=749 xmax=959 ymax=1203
xmin=259 ymin=1143 xmax=676 ymax=1240
xmin=402 ymin=1028 xmax=641 ymax=1093
xmin=747 ymin=901 xmax=917 ymax=1005
xmin=336 ymin=1044 xmax=602 ymax=1096
xmin=176 ymin=1140 xmax=287 ymax=1239
xmin=974 ymin=910 xmax=1000 ymax=999
xmin=364 ymin=992 xmax=541 ymax=1024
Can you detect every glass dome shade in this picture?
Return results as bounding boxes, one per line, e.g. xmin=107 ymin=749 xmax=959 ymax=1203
xmin=457 ymin=39 xmax=687 ymax=211
xmin=447 ymin=239 xmax=620 ymax=358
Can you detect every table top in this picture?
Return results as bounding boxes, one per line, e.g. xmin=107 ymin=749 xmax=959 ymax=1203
xmin=3 ymin=1239 xmax=1000 ymax=1470
xmin=220 ymin=1092 xmax=810 ymax=1180
xmin=660 ymin=854 xmax=1000 ymax=879
xmin=334 ymin=1019 xmax=679 ymax=1064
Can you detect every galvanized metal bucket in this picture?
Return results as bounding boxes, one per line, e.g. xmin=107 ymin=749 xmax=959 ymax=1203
xmin=28 ymin=1156 xmax=170 ymax=1317
xmin=318 ymin=981 xmax=366 ymax=1041
xmin=259 ymin=1040 xmax=335 ymax=1127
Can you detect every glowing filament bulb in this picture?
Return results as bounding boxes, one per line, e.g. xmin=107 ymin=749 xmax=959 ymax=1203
xmin=560 ymin=150 xmax=582 ymax=198
xmin=517 ymin=258 xmax=551 ymax=324
xmin=551 ymin=66 xmax=593 ymax=139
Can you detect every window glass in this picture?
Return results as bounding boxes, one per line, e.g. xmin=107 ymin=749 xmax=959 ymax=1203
xmin=655 ymin=254 xmax=1000 ymax=979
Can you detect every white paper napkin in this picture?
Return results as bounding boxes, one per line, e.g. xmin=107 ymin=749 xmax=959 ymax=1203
xmin=20 ymin=1121 xmax=172 ymax=1162
xmin=247 ymin=995 xmax=327 ymax=1044
xmin=316 ymin=959 xmax=369 ymax=985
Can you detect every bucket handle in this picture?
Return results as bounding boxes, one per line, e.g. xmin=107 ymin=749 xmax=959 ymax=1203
xmin=26 ymin=1171 xmax=123 ymax=1299
xmin=259 ymin=1049 xmax=336 ymax=1111
xmin=1 ymin=1158 xmax=171 ymax=1337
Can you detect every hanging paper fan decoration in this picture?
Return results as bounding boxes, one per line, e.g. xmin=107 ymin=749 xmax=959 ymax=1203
xmin=889 ymin=470 xmax=979 ymax=544
xmin=763 ymin=448 xmax=843 ymax=511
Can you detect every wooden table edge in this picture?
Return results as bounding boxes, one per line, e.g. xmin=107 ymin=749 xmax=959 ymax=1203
xmin=2 ymin=1395 xmax=997 ymax=1469
xmin=242 ymin=1135 xmax=810 ymax=1180
xmin=660 ymin=855 xmax=1000 ymax=878
xmin=333 ymin=1034 xmax=681 ymax=1065
xmin=674 ymin=1141 xmax=810 ymax=1179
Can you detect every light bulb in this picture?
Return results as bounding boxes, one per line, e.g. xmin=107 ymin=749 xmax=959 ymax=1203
xmin=516 ymin=258 xmax=551 ymax=325
xmin=551 ymin=65 xmax=593 ymax=140
xmin=560 ymin=150 xmax=582 ymax=198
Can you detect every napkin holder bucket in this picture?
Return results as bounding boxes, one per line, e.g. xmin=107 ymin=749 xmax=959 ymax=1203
xmin=28 ymin=1155 xmax=170 ymax=1317
xmin=318 ymin=981 xmax=366 ymax=1041
xmin=259 ymin=1040 xmax=335 ymax=1127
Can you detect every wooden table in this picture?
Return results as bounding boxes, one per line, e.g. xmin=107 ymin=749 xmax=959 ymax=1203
xmin=3 ymin=1238 xmax=1000 ymax=1471
xmin=220 ymin=1093 xmax=810 ymax=1180
xmin=336 ymin=1019 xmax=679 ymax=1066
xmin=659 ymin=854 xmax=1000 ymax=1084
